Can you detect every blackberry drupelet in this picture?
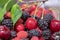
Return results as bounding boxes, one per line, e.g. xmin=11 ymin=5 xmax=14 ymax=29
xmin=38 ymin=19 xmax=48 ymax=30
xmin=43 ymin=13 xmax=53 ymax=23
xmin=42 ymin=29 xmax=51 ymax=40
xmin=20 ymin=38 xmax=29 ymax=40
xmin=10 ymin=30 xmax=17 ymax=38
xmin=1 ymin=19 xmax=13 ymax=29
xmin=22 ymin=11 xmax=29 ymax=21
xmin=28 ymin=29 xmax=40 ymax=38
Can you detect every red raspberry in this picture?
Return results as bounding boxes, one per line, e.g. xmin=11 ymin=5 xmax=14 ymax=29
xmin=39 ymin=37 xmax=45 ymax=40
xmin=12 ymin=37 xmax=20 ymax=40
xmin=17 ymin=31 xmax=28 ymax=38
xmin=31 ymin=36 xmax=39 ymax=40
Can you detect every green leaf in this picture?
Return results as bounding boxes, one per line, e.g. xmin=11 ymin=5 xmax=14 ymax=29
xmin=0 ymin=0 xmax=11 ymax=21
xmin=0 ymin=0 xmax=16 ymax=11
xmin=11 ymin=4 xmax=22 ymax=26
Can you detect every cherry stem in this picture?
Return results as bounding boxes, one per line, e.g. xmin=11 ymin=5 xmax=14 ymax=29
xmin=34 ymin=2 xmax=39 ymax=19
xmin=41 ymin=2 xmax=45 ymax=19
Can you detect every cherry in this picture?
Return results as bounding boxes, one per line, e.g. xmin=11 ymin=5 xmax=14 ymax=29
xmin=50 ymin=19 xmax=60 ymax=32
xmin=15 ymin=24 xmax=25 ymax=32
xmin=4 ymin=11 xmax=11 ymax=19
xmin=29 ymin=5 xmax=37 ymax=14
xmin=0 ymin=25 xmax=10 ymax=39
xmin=26 ymin=18 xmax=37 ymax=30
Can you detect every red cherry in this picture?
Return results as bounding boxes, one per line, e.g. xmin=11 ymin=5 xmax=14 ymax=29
xmin=4 ymin=11 xmax=11 ymax=19
xmin=15 ymin=24 xmax=25 ymax=32
xmin=50 ymin=20 xmax=60 ymax=32
xmin=16 ymin=18 xmax=23 ymax=24
xmin=26 ymin=18 xmax=37 ymax=30
xmin=36 ymin=8 xmax=42 ymax=18
xmin=0 ymin=25 xmax=10 ymax=39
xmin=29 ymin=5 xmax=37 ymax=14
xmin=31 ymin=36 xmax=39 ymax=40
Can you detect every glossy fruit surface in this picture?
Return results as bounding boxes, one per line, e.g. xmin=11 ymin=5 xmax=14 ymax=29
xmin=15 ymin=24 xmax=25 ymax=32
xmin=26 ymin=18 xmax=37 ymax=30
xmin=0 ymin=25 xmax=10 ymax=39
xmin=50 ymin=20 xmax=60 ymax=32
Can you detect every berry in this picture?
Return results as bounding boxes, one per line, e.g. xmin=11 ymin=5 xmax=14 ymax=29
xmin=0 ymin=25 xmax=10 ymax=39
xmin=17 ymin=31 xmax=28 ymax=38
xmin=38 ymin=19 xmax=48 ymax=30
xmin=1 ymin=19 xmax=13 ymax=29
xmin=22 ymin=11 xmax=29 ymax=21
xmin=43 ymin=13 xmax=53 ymax=23
xmin=4 ymin=11 xmax=11 ymax=19
xmin=42 ymin=29 xmax=51 ymax=40
xmin=50 ymin=20 xmax=60 ymax=32
xmin=39 ymin=37 xmax=45 ymax=40
xmin=16 ymin=18 xmax=23 ymax=24
xmin=15 ymin=24 xmax=25 ymax=32
xmin=28 ymin=29 xmax=40 ymax=38
xmin=26 ymin=18 xmax=37 ymax=30
xmin=10 ymin=30 xmax=17 ymax=38
xmin=31 ymin=36 xmax=39 ymax=40
xmin=29 ymin=5 xmax=36 ymax=14
xmin=52 ymin=31 xmax=60 ymax=40
xmin=12 ymin=37 xmax=20 ymax=40
xmin=20 ymin=38 xmax=29 ymax=40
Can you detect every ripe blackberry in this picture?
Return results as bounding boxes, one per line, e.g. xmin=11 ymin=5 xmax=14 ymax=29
xmin=1 ymin=19 xmax=13 ymax=29
xmin=20 ymin=38 xmax=29 ymax=40
xmin=43 ymin=13 xmax=53 ymax=23
xmin=10 ymin=30 xmax=17 ymax=38
xmin=38 ymin=19 xmax=48 ymax=30
xmin=42 ymin=29 xmax=51 ymax=40
xmin=28 ymin=29 xmax=40 ymax=38
xmin=52 ymin=31 xmax=60 ymax=40
xmin=22 ymin=11 xmax=29 ymax=21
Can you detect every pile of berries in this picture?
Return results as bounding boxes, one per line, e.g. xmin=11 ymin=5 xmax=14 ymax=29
xmin=0 ymin=4 xmax=60 ymax=40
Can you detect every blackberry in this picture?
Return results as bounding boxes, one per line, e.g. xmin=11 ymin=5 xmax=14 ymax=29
xmin=52 ymin=31 xmax=60 ymax=40
xmin=1 ymin=19 xmax=13 ymax=29
xmin=20 ymin=38 xmax=29 ymax=40
xmin=28 ymin=29 xmax=40 ymax=38
xmin=22 ymin=11 xmax=29 ymax=21
xmin=43 ymin=13 xmax=53 ymax=23
xmin=10 ymin=30 xmax=17 ymax=38
xmin=38 ymin=19 xmax=48 ymax=30
xmin=42 ymin=29 xmax=51 ymax=40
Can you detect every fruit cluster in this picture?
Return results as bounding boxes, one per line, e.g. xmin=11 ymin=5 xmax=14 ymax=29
xmin=0 ymin=4 xmax=60 ymax=40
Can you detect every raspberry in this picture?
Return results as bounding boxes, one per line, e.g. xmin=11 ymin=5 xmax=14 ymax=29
xmin=12 ymin=37 xmax=20 ymax=40
xmin=42 ymin=29 xmax=51 ymax=40
xmin=28 ymin=29 xmax=40 ymax=38
xmin=31 ymin=36 xmax=39 ymax=40
xmin=1 ymin=19 xmax=13 ymax=29
xmin=20 ymin=38 xmax=29 ymax=40
xmin=17 ymin=31 xmax=28 ymax=38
